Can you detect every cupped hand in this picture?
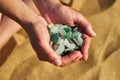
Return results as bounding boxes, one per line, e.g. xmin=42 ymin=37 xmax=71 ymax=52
xmin=24 ymin=16 xmax=62 ymax=66
xmin=34 ymin=2 xmax=96 ymax=66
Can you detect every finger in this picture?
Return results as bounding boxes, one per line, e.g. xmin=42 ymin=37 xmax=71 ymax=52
xmin=74 ymin=13 xmax=96 ymax=37
xmin=41 ymin=44 xmax=62 ymax=66
xmin=60 ymin=51 xmax=82 ymax=67
xmin=81 ymin=34 xmax=91 ymax=61
xmin=32 ymin=42 xmax=62 ymax=67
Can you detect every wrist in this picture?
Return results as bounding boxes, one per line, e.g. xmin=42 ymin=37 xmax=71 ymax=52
xmin=23 ymin=15 xmax=47 ymax=32
xmin=21 ymin=9 xmax=40 ymax=25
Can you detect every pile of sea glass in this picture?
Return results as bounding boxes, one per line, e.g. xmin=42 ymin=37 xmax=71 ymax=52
xmin=48 ymin=24 xmax=83 ymax=56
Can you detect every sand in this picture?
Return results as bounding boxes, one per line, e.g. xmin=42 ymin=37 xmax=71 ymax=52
xmin=0 ymin=0 xmax=120 ymax=80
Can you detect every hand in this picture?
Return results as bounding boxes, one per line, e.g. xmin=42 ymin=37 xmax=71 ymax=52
xmin=24 ymin=16 xmax=62 ymax=66
xmin=34 ymin=1 xmax=96 ymax=66
xmin=0 ymin=0 xmax=62 ymax=67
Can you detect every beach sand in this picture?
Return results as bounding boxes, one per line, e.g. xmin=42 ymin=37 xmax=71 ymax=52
xmin=0 ymin=0 xmax=120 ymax=80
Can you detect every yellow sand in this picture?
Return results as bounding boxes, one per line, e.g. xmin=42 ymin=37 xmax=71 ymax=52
xmin=0 ymin=0 xmax=120 ymax=80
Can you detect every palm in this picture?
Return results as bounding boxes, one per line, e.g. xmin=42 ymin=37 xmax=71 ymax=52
xmin=40 ymin=5 xmax=94 ymax=60
xmin=26 ymin=17 xmax=52 ymax=61
xmin=31 ymin=2 xmax=96 ymax=66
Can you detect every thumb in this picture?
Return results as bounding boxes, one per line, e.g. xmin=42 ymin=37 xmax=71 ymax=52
xmin=49 ymin=51 xmax=62 ymax=66
xmin=33 ymin=41 xmax=62 ymax=67
xmin=43 ymin=44 xmax=62 ymax=66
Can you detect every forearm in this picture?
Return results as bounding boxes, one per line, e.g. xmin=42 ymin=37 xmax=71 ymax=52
xmin=0 ymin=15 xmax=21 ymax=49
xmin=33 ymin=0 xmax=61 ymax=14
xmin=0 ymin=0 xmax=40 ymax=49
xmin=0 ymin=0 xmax=39 ymax=27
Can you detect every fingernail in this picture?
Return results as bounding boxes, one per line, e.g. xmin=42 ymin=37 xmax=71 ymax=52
xmin=89 ymin=25 xmax=96 ymax=37
xmin=92 ymin=31 xmax=96 ymax=37
xmin=84 ymin=55 xmax=88 ymax=61
xmin=92 ymin=29 xmax=96 ymax=37
xmin=79 ymin=54 xmax=83 ymax=59
xmin=53 ymin=58 xmax=62 ymax=66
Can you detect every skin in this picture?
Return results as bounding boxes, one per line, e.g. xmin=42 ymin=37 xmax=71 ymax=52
xmin=0 ymin=15 xmax=21 ymax=49
xmin=34 ymin=0 xmax=96 ymax=66
xmin=0 ymin=13 xmax=2 ymax=22
xmin=0 ymin=0 xmax=39 ymax=49
xmin=0 ymin=0 xmax=96 ymax=67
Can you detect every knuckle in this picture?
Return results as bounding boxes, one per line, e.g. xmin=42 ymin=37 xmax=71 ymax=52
xmin=73 ymin=51 xmax=81 ymax=56
xmin=85 ymin=23 xmax=91 ymax=30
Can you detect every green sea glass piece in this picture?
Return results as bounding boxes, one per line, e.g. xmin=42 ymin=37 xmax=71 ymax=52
xmin=48 ymin=24 xmax=83 ymax=56
xmin=56 ymin=39 xmax=65 ymax=55
xmin=50 ymin=33 xmax=59 ymax=44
